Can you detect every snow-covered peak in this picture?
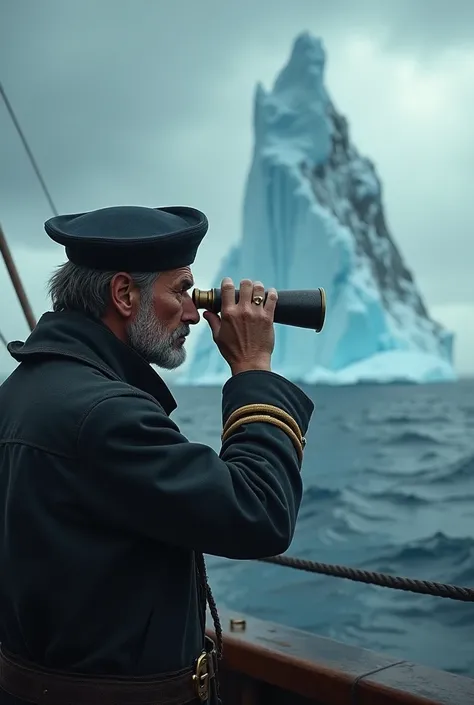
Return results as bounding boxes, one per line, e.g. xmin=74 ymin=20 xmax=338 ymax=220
xmin=273 ymin=32 xmax=326 ymax=95
xmin=254 ymin=33 xmax=330 ymax=165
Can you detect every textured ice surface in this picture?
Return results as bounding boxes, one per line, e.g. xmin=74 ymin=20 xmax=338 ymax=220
xmin=178 ymin=33 xmax=455 ymax=385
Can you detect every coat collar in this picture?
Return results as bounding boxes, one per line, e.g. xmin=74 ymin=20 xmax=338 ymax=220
xmin=7 ymin=311 xmax=177 ymax=415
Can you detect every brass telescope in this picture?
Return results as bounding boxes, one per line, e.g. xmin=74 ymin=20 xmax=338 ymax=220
xmin=192 ymin=287 xmax=326 ymax=333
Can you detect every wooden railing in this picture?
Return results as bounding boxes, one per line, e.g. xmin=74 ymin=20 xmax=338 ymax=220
xmin=207 ymin=607 xmax=474 ymax=705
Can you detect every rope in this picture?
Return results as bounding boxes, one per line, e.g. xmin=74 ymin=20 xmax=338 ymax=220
xmin=196 ymin=553 xmax=224 ymax=659
xmin=0 ymin=81 xmax=59 ymax=216
xmin=257 ymin=555 xmax=474 ymax=602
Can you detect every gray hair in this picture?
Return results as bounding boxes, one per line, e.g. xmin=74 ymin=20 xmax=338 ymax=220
xmin=47 ymin=261 xmax=159 ymax=319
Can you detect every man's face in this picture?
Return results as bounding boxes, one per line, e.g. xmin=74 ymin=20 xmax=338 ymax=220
xmin=126 ymin=267 xmax=200 ymax=368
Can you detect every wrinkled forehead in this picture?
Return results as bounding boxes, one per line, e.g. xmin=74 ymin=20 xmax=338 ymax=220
xmin=157 ymin=267 xmax=194 ymax=289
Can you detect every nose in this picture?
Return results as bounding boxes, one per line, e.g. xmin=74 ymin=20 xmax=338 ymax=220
xmin=182 ymin=293 xmax=200 ymax=325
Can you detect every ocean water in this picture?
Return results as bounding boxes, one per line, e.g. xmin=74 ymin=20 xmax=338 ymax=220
xmin=173 ymin=379 xmax=474 ymax=679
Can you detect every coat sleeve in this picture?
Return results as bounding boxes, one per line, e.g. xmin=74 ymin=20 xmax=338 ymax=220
xmin=76 ymin=370 xmax=314 ymax=559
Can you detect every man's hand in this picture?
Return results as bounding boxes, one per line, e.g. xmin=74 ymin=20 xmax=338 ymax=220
xmin=203 ymin=277 xmax=278 ymax=375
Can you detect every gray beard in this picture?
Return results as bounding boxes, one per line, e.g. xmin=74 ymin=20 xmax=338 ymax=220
xmin=126 ymin=300 xmax=189 ymax=369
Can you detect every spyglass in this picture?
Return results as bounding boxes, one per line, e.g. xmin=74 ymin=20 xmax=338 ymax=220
xmin=192 ymin=287 xmax=326 ymax=333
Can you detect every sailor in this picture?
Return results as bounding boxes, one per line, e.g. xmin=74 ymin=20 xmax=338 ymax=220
xmin=0 ymin=205 xmax=314 ymax=705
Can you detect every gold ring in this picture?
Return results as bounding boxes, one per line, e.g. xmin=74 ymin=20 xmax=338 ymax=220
xmin=252 ymin=295 xmax=264 ymax=305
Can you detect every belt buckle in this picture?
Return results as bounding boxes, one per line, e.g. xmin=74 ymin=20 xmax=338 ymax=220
xmin=192 ymin=651 xmax=209 ymax=702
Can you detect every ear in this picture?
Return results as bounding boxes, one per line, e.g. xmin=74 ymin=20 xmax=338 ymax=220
xmin=109 ymin=272 xmax=138 ymax=319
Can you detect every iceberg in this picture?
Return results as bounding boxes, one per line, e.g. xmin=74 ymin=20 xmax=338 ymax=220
xmin=178 ymin=32 xmax=456 ymax=385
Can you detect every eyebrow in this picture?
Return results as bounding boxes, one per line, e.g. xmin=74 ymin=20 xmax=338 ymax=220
xmin=176 ymin=276 xmax=194 ymax=290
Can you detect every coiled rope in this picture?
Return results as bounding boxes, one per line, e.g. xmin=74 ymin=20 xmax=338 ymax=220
xmin=257 ymin=554 xmax=474 ymax=602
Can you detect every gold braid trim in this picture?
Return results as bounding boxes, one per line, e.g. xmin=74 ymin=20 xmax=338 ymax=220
xmin=222 ymin=403 xmax=305 ymax=446
xmin=221 ymin=414 xmax=304 ymax=463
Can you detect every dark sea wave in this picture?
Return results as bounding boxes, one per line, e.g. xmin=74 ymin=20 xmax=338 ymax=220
xmin=356 ymin=487 xmax=432 ymax=506
xmin=174 ymin=379 xmax=474 ymax=679
xmin=385 ymin=429 xmax=446 ymax=444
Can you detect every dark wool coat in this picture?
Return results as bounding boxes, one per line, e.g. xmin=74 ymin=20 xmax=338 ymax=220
xmin=0 ymin=311 xmax=313 ymax=681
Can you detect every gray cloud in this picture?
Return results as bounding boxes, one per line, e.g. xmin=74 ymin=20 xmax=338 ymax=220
xmin=2 ymin=0 xmax=474 ymax=227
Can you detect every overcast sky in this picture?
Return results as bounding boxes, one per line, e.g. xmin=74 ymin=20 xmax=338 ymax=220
xmin=1 ymin=0 xmax=473 ymax=378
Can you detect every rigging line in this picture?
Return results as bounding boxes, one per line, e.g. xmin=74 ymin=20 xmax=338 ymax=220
xmin=0 ymin=327 xmax=8 ymax=350
xmin=0 ymin=81 xmax=58 ymax=216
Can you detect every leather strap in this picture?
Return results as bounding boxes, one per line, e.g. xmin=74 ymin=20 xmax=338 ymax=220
xmin=0 ymin=642 xmax=217 ymax=705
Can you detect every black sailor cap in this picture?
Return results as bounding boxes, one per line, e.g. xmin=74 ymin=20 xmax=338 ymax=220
xmin=44 ymin=205 xmax=208 ymax=272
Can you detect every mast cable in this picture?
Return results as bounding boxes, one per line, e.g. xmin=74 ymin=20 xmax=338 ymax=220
xmin=0 ymin=81 xmax=58 ymax=216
